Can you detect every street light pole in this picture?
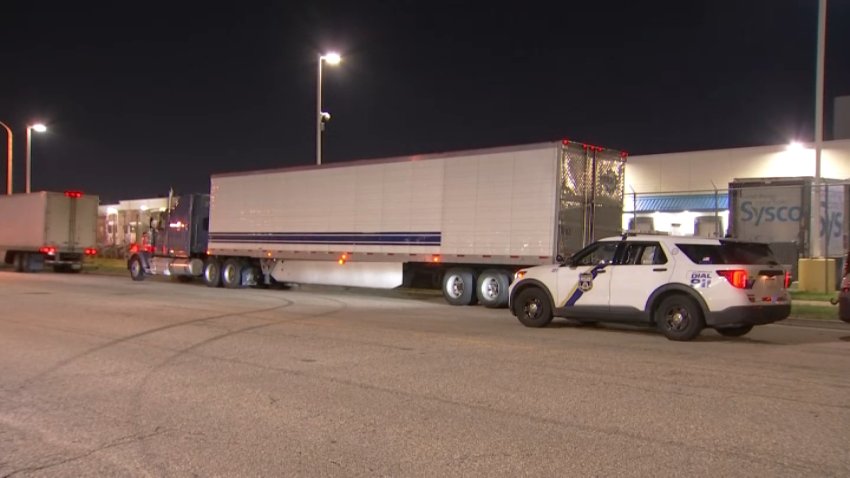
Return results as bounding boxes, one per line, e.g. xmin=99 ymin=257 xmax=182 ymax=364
xmin=317 ymin=56 xmax=324 ymax=166
xmin=25 ymin=123 xmax=47 ymax=194
xmin=812 ymin=0 xmax=827 ymax=258
xmin=316 ymin=52 xmax=341 ymax=166
xmin=0 ymin=121 xmax=12 ymax=195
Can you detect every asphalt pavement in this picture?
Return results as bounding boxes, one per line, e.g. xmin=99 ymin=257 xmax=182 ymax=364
xmin=1 ymin=271 xmax=848 ymax=477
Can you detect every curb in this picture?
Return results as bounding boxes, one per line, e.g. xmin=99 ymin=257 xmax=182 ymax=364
xmin=780 ymin=317 xmax=849 ymax=330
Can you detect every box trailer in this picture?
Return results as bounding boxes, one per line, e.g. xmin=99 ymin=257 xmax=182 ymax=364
xmin=129 ymin=140 xmax=627 ymax=306
xmin=0 ymin=191 xmax=99 ymax=272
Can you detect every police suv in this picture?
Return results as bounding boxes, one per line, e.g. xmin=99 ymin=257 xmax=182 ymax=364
xmin=508 ymin=234 xmax=791 ymax=341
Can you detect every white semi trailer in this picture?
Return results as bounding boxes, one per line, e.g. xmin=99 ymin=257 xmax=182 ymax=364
xmin=129 ymin=140 xmax=627 ymax=306
xmin=0 ymin=191 xmax=99 ymax=272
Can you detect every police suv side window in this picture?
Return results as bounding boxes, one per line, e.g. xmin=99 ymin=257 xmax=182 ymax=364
xmin=621 ymin=242 xmax=667 ymax=265
xmin=573 ymin=242 xmax=619 ymax=266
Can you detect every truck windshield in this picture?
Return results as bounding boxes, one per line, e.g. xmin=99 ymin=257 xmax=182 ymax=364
xmin=676 ymin=241 xmax=780 ymax=265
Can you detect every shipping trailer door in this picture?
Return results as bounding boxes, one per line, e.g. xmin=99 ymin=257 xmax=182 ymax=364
xmin=556 ymin=143 xmax=626 ymax=258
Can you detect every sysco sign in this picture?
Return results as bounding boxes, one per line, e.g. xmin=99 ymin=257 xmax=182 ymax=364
xmin=739 ymin=202 xmax=803 ymax=225
xmin=734 ymin=184 xmax=845 ymax=255
xmin=733 ymin=184 xmax=804 ymax=244
xmin=739 ymin=200 xmax=842 ymax=238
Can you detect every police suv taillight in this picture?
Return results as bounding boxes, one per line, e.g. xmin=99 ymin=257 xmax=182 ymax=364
xmin=717 ymin=269 xmax=748 ymax=289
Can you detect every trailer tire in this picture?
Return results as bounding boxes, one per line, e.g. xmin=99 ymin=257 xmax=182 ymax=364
xmin=203 ymin=259 xmax=222 ymax=288
xmin=13 ymin=253 xmax=24 ymax=273
xmin=221 ymin=258 xmax=244 ymax=289
xmin=477 ymin=269 xmax=510 ymax=308
xmin=442 ymin=268 xmax=477 ymax=306
xmin=20 ymin=253 xmax=35 ymax=273
xmin=129 ymin=256 xmax=145 ymax=281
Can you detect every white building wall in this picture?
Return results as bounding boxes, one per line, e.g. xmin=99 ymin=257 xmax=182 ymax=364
xmin=626 ymin=139 xmax=850 ymax=193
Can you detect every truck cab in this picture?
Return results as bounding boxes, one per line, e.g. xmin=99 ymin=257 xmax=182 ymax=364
xmin=128 ymin=193 xmax=210 ymax=280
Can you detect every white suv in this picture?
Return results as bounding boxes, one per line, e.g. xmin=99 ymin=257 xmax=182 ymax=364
xmin=508 ymin=234 xmax=791 ymax=341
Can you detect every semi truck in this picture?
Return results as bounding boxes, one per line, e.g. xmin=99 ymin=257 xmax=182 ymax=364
xmin=128 ymin=140 xmax=627 ymax=306
xmin=0 ymin=191 xmax=99 ymax=272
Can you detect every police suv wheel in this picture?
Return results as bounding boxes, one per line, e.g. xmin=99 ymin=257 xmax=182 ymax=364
xmin=655 ymin=294 xmax=704 ymax=341
xmin=716 ymin=325 xmax=753 ymax=337
xmin=513 ymin=287 xmax=553 ymax=328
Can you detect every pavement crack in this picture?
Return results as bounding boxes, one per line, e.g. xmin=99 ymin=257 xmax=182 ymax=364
xmin=1 ymin=428 xmax=169 ymax=478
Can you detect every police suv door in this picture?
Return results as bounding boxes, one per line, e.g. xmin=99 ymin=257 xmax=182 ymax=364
xmin=608 ymin=241 xmax=673 ymax=320
xmin=556 ymin=241 xmax=619 ymax=315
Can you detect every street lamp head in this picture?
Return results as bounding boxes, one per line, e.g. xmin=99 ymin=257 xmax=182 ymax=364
xmin=30 ymin=124 xmax=47 ymax=133
xmin=786 ymin=141 xmax=804 ymax=152
xmin=322 ymin=52 xmax=342 ymax=65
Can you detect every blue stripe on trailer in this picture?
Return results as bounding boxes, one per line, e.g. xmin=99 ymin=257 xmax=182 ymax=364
xmin=209 ymin=231 xmax=441 ymax=246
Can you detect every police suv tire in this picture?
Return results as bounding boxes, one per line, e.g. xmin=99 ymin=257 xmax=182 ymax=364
xmin=477 ymin=269 xmax=510 ymax=308
xmin=221 ymin=258 xmax=244 ymax=289
xmin=513 ymin=287 xmax=554 ymax=328
xmin=655 ymin=294 xmax=704 ymax=341
xmin=203 ymin=259 xmax=222 ymax=288
xmin=129 ymin=256 xmax=145 ymax=281
xmin=442 ymin=268 xmax=477 ymax=306
xmin=716 ymin=325 xmax=753 ymax=337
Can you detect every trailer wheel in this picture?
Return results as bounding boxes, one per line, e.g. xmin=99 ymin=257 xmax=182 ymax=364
xmin=13 ymin=253 xmax=25 ymax=273
xmin=203 ymin=259 xmax=222 ymax=288
xmin=442 ymin=268 xmax=477 ymax=306
xmin=477 ymin=269 xmax=510 ymax=308
xmin=20 ymin=253 xmax=35 ymax=273
xmin=129 ymin=256 xmax=145 ymax=281
xmin=221 ymin=258 xmax=244 ymax=289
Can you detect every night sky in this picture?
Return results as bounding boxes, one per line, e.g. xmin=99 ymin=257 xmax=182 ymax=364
xmin=1 ymin=1 xmax=848 ymax=203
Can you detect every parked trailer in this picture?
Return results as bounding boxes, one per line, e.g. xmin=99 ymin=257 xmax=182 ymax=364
xmin=129 ymin=140 xmax=627 ymax=306
xmin=0 ymin=191 xmax=99 ymax=272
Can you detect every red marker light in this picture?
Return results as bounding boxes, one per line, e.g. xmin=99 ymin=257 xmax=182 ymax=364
xmin=39 ymin=246 xmax=56 ymax=255
xmin=84 ymin=248 xmax=97 ymax=256
xmin=64 ymin=190 xmax=83 ymax=198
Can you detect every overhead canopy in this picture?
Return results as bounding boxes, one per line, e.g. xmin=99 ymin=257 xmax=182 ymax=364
xmin=624 ymin=193 xmax=729 ymax=213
